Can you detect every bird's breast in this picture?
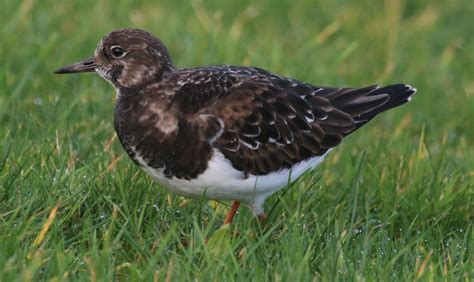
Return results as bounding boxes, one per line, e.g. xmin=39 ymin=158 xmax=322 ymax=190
xmin=113 ymin=90 xmax=214 ymax=180
xmin=113 ymin=93 xmax=178 ymax=171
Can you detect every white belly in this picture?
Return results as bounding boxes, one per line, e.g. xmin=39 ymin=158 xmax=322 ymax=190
xmin=134 ymin=149 xmax=330 ymax=214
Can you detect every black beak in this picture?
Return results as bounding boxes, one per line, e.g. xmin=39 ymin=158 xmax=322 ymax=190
xmin=54 ymin=57 xmax=98 ymax=74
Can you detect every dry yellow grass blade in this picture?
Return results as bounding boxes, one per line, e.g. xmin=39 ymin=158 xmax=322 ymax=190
xmin=32 ymin=201 xmax=60 ymax=247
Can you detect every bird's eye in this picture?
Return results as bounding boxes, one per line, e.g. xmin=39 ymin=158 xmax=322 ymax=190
xmin=110 ymin=46 xmax=126 ymax=58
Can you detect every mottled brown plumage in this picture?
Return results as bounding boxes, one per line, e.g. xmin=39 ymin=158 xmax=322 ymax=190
xmin=55 ymin=28 xmax=416 ymax=220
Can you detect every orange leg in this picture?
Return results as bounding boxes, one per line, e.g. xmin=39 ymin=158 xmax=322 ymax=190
xmin=223 ymin=201 xmax=240 ymax=225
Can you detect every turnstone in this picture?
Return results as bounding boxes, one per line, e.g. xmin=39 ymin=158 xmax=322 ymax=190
xmin=55 ymin=28 xmax=416 ymax=224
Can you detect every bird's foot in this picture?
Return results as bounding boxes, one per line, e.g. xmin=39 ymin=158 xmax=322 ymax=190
xmin=257 ymin=213 xmax=267 ymax=224
xmin=223 ymin=201 xmax=240 ymax=225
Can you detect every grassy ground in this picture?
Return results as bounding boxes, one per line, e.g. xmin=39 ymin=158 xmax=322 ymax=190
xmin=1 ymin=0 xmax=473 ymax=280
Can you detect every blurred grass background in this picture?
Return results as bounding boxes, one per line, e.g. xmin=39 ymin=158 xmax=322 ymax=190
xmin=0 ymin=0 xmax=473 ymax=280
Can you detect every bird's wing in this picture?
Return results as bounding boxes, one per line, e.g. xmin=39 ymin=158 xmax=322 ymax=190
xmin=173 ymin=66 xmax=416 ymax=176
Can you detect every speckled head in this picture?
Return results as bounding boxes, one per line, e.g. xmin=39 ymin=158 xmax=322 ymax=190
xmin=55 ymin=28 xmax=175 ymax=89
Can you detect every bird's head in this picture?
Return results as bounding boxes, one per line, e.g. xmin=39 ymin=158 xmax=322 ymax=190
xmin=55 ymin=28 xmax=175 ymax=89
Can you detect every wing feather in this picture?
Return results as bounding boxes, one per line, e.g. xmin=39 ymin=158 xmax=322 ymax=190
xmin=173 ymin=66 xmax=415 ymax=176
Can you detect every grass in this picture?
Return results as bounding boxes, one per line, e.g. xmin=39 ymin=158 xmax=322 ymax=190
xmin=0 ymin=0 xmax=472 ymax=280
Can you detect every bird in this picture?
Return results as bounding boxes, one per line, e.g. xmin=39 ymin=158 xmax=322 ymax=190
xmin=55 ymin=28 xmax=416 ymax=224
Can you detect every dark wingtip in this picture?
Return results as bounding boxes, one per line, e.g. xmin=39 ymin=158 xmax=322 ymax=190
xmin=403 ymin=84 xmax=417 ymax=101
xmin=374 ymin=83 xmax=417 ymax=104
xmin=342 ymin=83 xmax=417 ymax=131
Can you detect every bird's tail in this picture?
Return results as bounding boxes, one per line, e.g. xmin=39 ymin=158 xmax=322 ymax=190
xmin=326 ymin=84 xmax=417 ymax=132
